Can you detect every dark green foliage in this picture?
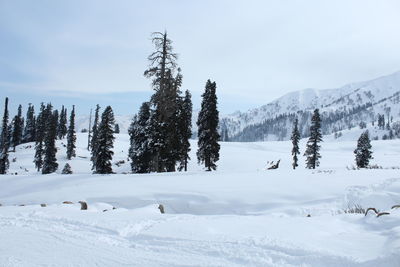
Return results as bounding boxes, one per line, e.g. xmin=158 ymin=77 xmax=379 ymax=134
xmin=291 ymin=118 xmax=300 ymax=169
xmin=304 ymin=109 xmax=323 ymax=169
xmin=66 ymin=105 xmax=76 ymax=160
xmin=144 ymin=31 xmax=183 ymax=172
xmin=34 ymin=103 xmax=46 ymax=171
xmin=197 ymin=80 xmax=220 ymax=171
xmin=42 ymin=105 xmax=58 ymax=174
xmin=11 ymin=105 xmax=23 ymax=151
xmin=0 ymin=97 xmax=10 ymax=174
xmin=58 ymin=105 xmax=68 ymax=139
xmin=92 ymin=106 xmax=115 ymax=174
xmin=177 ymin=90 xmax=192 ymax=171
xmin=90 ymin=104 xmax=100 ymax=170
xmin=23 ymin=104 xmax=35 ymax=143
xmin=62 ymin=163 xmax=73 ymax=174
xmin=354 ymin=131 xmax=373 ymax=168
xmin=129 ymin=102 xmax=152 ymax=173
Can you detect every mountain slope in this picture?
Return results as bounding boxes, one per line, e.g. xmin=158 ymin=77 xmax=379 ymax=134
xmin=223 ymin=71 xmax=400 ymax=141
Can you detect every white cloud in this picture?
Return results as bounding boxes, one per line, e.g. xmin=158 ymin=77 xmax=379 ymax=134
xmin=1 ymin=0 xmax=400 ymax=110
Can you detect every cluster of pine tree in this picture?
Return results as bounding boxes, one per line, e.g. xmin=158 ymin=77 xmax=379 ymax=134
xmin=290 ymin=109 xmax=323 ymax=169
xmin=0 ymin=98 xmax=76 ymax=174
xmin=291 ymin=108 xmax=374 ymax=169
xmin=1 ymin=32 xmax=222 ymax=175
xmin=128 ymin=32 xmax=220 ymax=173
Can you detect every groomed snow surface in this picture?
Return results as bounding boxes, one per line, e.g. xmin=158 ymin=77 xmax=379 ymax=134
xmin=1 ymin=134 xmax=400 ymax=266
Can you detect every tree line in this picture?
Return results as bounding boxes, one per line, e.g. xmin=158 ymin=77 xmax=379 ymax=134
xmin=0 ymin=32 xmax=221 ymax=175
xmin=291 ymin=108 xmax=373 ymax=169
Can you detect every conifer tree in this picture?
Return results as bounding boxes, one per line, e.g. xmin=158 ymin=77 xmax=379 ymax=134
xmin=58 ymin=105 xmax=68 ymax=139
xmin=291 ymin=118 xmax=300 ymax=169
xmin=92 ymin=106 xmax=115 ymax=174
xmin=197 ymin=80 xmax=220 ymax=171
xmin=304 ymin=109 xmax=323 ymax=169
xmin=34 ymin=103 xmax=46 ymax=171
xmin=66 ymin=105 xmax=76 ymax=160
xmin=177 ymin=90 xmax=192 ymax=171
xmin=0 ymin=97 xmax=10 ymax=174
xmin=354 ymin=131 xmax=373 ymax=168
xmin=11 ymin=105 xmax=23 ymax=151
xmin=53 ymin=109 xmax=59 ymax=137
xmin=23 ymin=104 xmax=36 ymax=143
xmin=129 ymin=102 xmax=152 ymax=173
xmin=90 ymin=104 xmax=100 ymax=169
xmin=42 ymin=105 xmax=58 ymax=174
xmin=62 ymin=163 xmax=73 ymax=174
xmin=144 ymin=31 xmax=182 ymax=172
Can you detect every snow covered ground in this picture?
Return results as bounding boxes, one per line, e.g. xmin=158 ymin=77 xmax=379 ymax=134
xmin=1 ymin=134 xmax=400 ymax=266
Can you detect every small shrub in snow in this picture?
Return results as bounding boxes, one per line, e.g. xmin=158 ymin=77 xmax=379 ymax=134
xmin=366 ymin=164 xmax=383 ymax=169
xmin=343 ymin=204 xmax=365 ymax=214
xmin=62 ymin=163 xmax=73 ymax=174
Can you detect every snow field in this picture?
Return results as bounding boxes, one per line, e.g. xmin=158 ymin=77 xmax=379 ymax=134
xmin=1 ymin=133 xmax=400 ymax=266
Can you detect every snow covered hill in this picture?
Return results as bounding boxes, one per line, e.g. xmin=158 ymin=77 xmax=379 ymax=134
xmin=223 ymin=71 xmax=400 ymax=141
xmin=1 ymin=134 xmax=400 ymax=266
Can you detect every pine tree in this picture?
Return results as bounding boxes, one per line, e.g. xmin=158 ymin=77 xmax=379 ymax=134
xmin=197 ymin=80 xmax=220 ymax=171
xmin=129 ymin=102 xmax=152 ymax=173
xmin=62 ymin=163 xmax=73 ymax=174
xmin=66 ymin=105 xmax=76 ymax=160
xmin=354 ymin=130 xmax=373 ymax=168
xmin=0 ymin=97 xmax=10 ymax=174
xmin=144 ymin=31 xmax=181 ymax=172
xmin=177 ymin=90 xmax=192 ymax=171
xmin=58 ymin=105 xmax=68 ymax=139
xmin=11 ymin=105 xmax=23 ymax=151
xmin=92 ymin=106 xmax=115 ymax=174
xmin=304 ymin=109 xmax=323 ymax=169
xmin=23 ymin=103 xmax=36 ymax=143
xmin=53 ymin=109 xmax=59 ymax=138
xmin=291 ymin=118 xmax=300 ymax=169
xmin=34 ymin=103 xmax=46 ymax=171
xmin=42 ymin=105 xmax=58 ymax=174
xmin=90 ymin=104 xmax=100 ymax=170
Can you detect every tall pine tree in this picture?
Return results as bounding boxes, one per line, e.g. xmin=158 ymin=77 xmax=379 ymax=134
xmin=11 ymin=104 xmax=23 ymax=151
xmin=58 ymin=105 xmax=68 ymax=139
xmin=197 ymin=80 xmax=220 ymax=171
xmin=90 ymin=104 xmax=100 ymax=170
xmin=291 ymin=118 xmax=300 ymax=169
xmin=42 ymin=105 xmax=58 ymax=174
xmin=304 ymin=109 xmax=322 ymax=169
xmin=177 ymin=90 xmax=192 ymax=171
xmin=66 ymin=105 xmax=76 ymax=160
xmin=0 ymin=97 xmax=10 ymax=174
xmin=129 ymin=102 xmax=152 ymax=173
xmin=92 ymin=106 xmax=115 ymax=174
xmin=354 ymin=131 xmax=373 ymax=168
xmin=34 ymin=103 xmax=46 ymax=171
xmin=23 ymin=103 xmax=36 ymax=143
xmin=144 ymin=32 xmax=183 ymax=172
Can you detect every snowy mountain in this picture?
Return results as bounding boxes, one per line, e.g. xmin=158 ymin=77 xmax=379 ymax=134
xmin=222 ymin=71 xmax=400 ymax=141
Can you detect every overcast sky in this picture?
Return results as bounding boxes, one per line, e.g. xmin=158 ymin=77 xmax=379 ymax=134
xmin=1 ymin=0 xmax=400 ymax=116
